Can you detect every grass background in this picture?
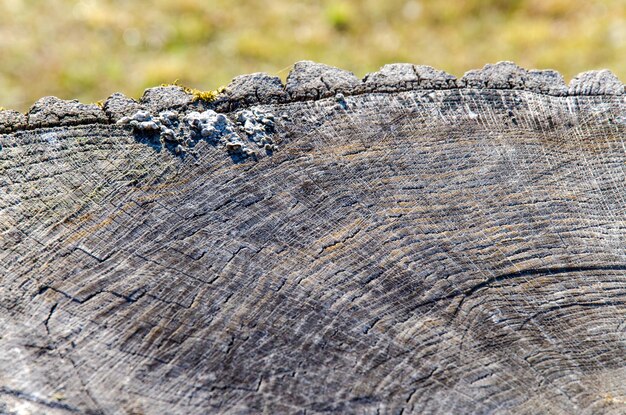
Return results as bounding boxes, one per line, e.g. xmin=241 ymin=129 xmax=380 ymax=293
xmin=0 ymin=0 xmax=624 ymax=111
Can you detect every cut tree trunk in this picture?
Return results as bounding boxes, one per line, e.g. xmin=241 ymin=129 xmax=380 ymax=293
xmin=0 ymin=61 xmax=625 ymax=415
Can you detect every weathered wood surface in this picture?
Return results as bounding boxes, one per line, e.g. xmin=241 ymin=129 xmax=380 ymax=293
xmin=1 ymin=61 xmax=625 ymax=414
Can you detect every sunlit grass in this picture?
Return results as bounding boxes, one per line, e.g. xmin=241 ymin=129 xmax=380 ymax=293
xmin=0 ymin=0 xmax=623 ymax=111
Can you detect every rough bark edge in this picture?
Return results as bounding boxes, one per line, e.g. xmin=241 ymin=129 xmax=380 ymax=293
xmin=0 ymin=61 xmax=623 ymax=133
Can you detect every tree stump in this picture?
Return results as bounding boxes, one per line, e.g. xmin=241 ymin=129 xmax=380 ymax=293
xmin=0 ymin=61 xmax=625 ymax=414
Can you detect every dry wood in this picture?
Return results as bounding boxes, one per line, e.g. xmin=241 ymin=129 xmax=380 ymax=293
xmin=0 ymin=61 xmax=625 ymax=414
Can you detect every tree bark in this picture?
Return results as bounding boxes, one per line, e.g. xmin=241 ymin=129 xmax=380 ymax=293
xmin=0 ymin=61 xmax=625 ymax=414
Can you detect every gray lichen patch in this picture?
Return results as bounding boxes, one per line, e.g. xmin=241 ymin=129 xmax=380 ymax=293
xmin=285 ymin=61 xmax=361 ymax=100
xmin=117 ymin=110 xmax=185 ymax=152
xmin=27 ymin=96 xmax=107 ymax=128
xmin=118 ymin=110 xmax=181 ymax=137
xmin=140 ymin=86 xmax=193 ymax=112
xmin=461 ymin=62 xmax=527 ymax=89
xmin=184 ymin=110 xmax=232 ymax=140
xmin=157 ymin=111 xmax=180 ymax=143
xmin=0 ymin=110 xmax=28 ymax=134
xmin=460 ymin=61 xmax=568 ymax=95
xmin=569 ymin=70 xmax=624 ymax=95
xmin=119 ymin=108 xmax=265 ymax=157
xmin=363 ymin=64 xmax=419 ymax=93
xmin=118 ymin=111 xmax=160 ymax=132
xmin=413 ymin=65 xmax=458 ymax=89
xmin=103 ymin=93 xmax=143 ymax=122
xmin=235 ymin=108 xmax=277 ymax=151
xmin=220 ymin=73 xmax=286 ymax=110
xmin=184 ymin=110 xmax=256 ymax=156
xmin=363 ymin=64 xmax=457 ymax=92
xmin=525 ymin=70 xmax=567 ymax=95
xmin=204 ymin=61 xmax=625 ymax=114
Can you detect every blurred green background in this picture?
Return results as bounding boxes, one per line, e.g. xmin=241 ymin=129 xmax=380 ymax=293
xmin=0 ymin=0 xmax=624 ymax=111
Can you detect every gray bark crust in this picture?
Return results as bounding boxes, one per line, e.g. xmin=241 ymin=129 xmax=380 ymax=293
xmin=0 ymin=61 xmax=625 ymax=414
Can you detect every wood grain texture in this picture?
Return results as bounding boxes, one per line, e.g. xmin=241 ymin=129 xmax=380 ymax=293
xmin=0 ymin=61 xmax=625 ymax=414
